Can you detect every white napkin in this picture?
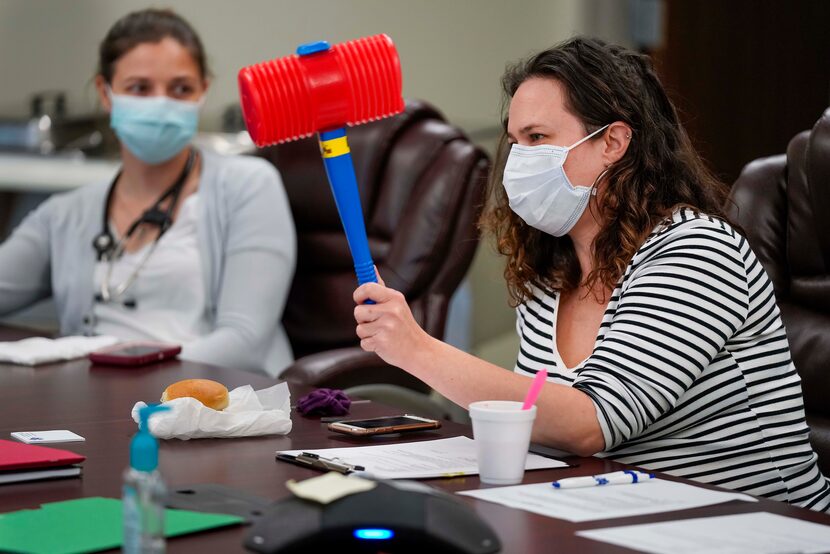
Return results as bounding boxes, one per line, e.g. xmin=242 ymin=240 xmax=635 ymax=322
xmin=0 ymin=335 xmax=119 ymax=365
xmin=131 ymin=382 xmax=292 ymax=440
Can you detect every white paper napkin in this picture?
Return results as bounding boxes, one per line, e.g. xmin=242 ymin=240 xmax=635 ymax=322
xmin=131 ymin=382 xmax=292 ymax=440
xmin=0 ymin=335 xmax=119 ymax=365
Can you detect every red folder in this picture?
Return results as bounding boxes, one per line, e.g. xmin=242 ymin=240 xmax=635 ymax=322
xmin=0 ymin=439 xmax=85 ymax=471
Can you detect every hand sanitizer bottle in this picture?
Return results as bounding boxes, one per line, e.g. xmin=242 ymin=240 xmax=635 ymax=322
xmin=123 ymin=404 xmax=170 ymax=554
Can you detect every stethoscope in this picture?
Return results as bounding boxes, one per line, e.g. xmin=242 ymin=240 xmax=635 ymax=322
xmin=92 ymin=148 xmax=196 ymax=305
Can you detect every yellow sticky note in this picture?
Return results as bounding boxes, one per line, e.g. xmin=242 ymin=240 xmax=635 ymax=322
xmin=286 ymin=472 xmax=377 ymax=505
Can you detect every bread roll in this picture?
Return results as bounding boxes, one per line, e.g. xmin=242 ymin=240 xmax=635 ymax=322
xmin=161 ymin=379 xmax=229 ymax=411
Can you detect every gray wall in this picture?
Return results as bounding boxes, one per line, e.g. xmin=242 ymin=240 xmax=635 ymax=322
xmin=0 ymin=0 xmax=600 ymax=133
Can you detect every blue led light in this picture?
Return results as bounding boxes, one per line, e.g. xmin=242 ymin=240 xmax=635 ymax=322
xmin=354 ymin=528 xmax=394 ymax=540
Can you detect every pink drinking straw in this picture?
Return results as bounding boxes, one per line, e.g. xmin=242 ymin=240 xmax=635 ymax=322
xmin=522 ymin=369 xmax=548 ymax=410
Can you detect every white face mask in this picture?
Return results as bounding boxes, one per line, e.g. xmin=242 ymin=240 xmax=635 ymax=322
xmin=503 ymin=124 xmax=609 ymax=237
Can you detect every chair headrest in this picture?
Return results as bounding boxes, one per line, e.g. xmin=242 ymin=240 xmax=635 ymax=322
xmin=786 ymin=107 xmax=830 ymax=275
xmin=805 ymin=108 xmax=830 ymax=261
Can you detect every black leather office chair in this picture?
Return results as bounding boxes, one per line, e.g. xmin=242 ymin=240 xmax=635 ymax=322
xmin=258 ymin=100 xmax=490 ymax=416
xmin=728 ymin=107 xmax=830 ymax=474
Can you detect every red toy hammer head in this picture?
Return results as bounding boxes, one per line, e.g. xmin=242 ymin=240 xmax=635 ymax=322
xmin=238 ymin=34 xmax=405 ymax=146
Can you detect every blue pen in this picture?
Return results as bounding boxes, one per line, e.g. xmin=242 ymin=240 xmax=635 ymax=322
xmin=552 ymin=470 xmax=655 ymax=489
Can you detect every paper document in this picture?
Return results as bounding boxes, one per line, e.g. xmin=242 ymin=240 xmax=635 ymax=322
xmin=278 ymin=436 xmax=567 ymax=479
xmin=577 ymin=511 xmax=830 ymax=554
xmin=458 ymin=477 xmax=756 ymax=522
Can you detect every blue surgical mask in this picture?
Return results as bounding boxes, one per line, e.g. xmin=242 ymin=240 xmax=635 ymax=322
xmin=108 ymin=89 xmax=202 ymax=165
xmin=502 ymin=124 xmax=609 ymax=236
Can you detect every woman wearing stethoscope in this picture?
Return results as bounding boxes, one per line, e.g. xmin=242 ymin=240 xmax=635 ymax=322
xmin=0 ymin=9 xmax=296 ymax=377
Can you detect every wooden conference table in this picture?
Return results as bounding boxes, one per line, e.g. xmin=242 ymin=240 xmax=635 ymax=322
xmin=2 ymin=325 xmax=830 ymax=553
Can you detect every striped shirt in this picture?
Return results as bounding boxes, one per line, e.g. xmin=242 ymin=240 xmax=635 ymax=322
xmin=515 ymin=208 xmax=830 ymax=511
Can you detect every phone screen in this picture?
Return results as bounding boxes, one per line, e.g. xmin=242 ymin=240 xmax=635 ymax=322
xmin=340 ymin=416 xmax=429 ymax=429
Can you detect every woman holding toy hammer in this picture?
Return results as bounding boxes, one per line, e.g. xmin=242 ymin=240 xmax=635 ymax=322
xmin=354 ymin=37 xmax=830 ymax=512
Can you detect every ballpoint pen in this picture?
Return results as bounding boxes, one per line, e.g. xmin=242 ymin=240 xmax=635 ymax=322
xmin=551 ymin=470 xmax=655 ymax=489
xmin=275 ymin=452 xmax=365 ymax=474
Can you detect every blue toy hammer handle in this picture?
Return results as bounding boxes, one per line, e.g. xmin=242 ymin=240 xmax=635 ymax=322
xmin=318 ymin=128 xmax=378 ymax=289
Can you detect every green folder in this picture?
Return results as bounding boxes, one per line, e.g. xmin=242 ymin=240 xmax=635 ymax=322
xmin=0 ymin=497 xmax=243 ymax=554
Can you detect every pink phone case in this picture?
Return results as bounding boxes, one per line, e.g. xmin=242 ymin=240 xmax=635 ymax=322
xmin=88 ymin=342 xmax=182 ymax=366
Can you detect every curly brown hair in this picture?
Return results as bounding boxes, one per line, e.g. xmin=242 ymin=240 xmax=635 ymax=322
xmin=481 ymin=37 xmax=732 ymax=306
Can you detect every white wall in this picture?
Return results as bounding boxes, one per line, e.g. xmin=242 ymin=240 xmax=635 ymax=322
xmin=0 ymin=0 xmax=595 ymax=132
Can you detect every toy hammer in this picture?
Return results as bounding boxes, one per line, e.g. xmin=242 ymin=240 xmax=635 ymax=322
xmin=238 ymin=35 xmax=404 ymax=287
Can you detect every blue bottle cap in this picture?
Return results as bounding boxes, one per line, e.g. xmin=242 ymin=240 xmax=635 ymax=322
xmin=130 ymin=404 xmax=170 ymax=472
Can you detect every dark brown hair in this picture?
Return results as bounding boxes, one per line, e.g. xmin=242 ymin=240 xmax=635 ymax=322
xmin=481 ymin=36 xmax=732 ymax=305
xmin=98 ymin=8 xmax=209 ymax=83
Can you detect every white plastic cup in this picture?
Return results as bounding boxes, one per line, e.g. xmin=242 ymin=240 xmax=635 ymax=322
xmin=468 ymin=400 xmax=537 ymax=485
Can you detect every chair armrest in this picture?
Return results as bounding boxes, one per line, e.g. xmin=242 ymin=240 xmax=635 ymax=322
xmin=281 ymin=347 xmax=430 ymax=393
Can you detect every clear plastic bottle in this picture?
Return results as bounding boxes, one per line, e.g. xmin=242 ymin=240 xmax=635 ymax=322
xmin=123 ymin=404 xmax=170 ymax=554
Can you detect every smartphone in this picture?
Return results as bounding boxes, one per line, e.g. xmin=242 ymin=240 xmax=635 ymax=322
xmin=327 ymin=415 xmax=441 ymax=436
xmin=88 ymin=341 xmax=182 ymax=366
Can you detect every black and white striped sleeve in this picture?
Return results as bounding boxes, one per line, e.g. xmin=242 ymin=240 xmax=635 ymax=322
xmin=572 ymin=222 xmax=750 ymax=449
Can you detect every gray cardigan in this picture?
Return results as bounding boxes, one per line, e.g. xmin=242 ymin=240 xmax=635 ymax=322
xmin=0 ymin=150 xmax=296 ymax=377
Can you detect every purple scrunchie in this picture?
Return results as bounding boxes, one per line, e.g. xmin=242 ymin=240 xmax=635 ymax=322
xmin=297 ymin=388 xmax=352 ymax=417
